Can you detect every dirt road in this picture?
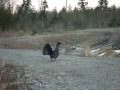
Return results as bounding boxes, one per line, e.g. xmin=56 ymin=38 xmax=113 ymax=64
xmin=0 ymin=48 xmax=120 ymax=90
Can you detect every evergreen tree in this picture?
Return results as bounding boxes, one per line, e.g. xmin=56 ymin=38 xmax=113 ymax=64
xmin=78 ymin=0 xmax=88 ymax=11
xmin=0 ymin=1 xmax=12 ymax=31
xmin=98 ymin=0 xmax=108 ymax=10
xmin=96 ymin=0 xmax=109 ymax=27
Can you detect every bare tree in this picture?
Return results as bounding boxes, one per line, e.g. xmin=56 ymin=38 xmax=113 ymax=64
xmin=66 ymin=0 xmax=67 ymax=11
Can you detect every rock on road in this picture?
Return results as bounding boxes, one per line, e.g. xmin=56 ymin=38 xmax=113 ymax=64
xmin=0 ymin=48 xmax=120 ymax=90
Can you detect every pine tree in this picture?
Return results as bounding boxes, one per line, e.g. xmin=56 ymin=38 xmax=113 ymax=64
xmin=78 ymin=0 xmax=88 ymax=11
xmin=98 ymin=0 xmax=108 ymax=10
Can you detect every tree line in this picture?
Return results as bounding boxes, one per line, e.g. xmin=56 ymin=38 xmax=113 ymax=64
xmin=0 ymin=0 xmax=120 ymax=33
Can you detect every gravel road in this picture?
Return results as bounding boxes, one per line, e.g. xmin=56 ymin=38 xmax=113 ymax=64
xmin=0 ymin=48 xmax=120 ymax=90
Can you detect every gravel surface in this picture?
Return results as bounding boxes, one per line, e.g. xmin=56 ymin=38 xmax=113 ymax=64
xmin=0 ymin=48 xmax=120 ymax=90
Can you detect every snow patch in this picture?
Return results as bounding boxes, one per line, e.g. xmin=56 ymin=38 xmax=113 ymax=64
xmin=114 ymin=50 xmax=120 ymax=54
xmin=91 ymin=48 xmax=100 ymax=53
xmin=98 ymin=52 xmax=107 ymax=56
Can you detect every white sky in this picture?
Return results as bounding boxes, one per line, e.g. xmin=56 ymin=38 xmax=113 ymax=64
xmin=17 ymin=0 xmax=120 ymax=11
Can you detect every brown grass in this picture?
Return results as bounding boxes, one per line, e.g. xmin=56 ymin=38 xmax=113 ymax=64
xmin=0 ymin=28 xmax=119 ymax=55
xmin=0 ymin=30 xmax=94 ymax=49
xmin=0 ymin=60 xmax=28 ymax=90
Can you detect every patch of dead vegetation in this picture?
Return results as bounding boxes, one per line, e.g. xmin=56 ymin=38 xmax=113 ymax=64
xmin=0 ymin=28 xmax=120 ymax=58
xmin=0 ymin=59 xmax=29 ymax=90
xmin=0 ymin=30 xmax=93 ymax=49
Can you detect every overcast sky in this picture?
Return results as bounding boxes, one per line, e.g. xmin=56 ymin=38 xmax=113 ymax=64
xmin=17 ymin=0 xmax=120 ymax=11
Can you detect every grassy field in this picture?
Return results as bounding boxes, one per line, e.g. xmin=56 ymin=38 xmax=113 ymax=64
xmin=0 ymin=28 xmax=119 ymax=49
xmin=0 ymin=28 xmax=120 ymax=57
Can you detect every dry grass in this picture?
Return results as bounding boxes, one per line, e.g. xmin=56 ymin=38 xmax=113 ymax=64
xmin=0 ymin=59 xmax=28 ymax=90
xmin=0 ymin=30 xmax=94 ymax=49
xmin=0 ymin=28 xmax=120 ymax=57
